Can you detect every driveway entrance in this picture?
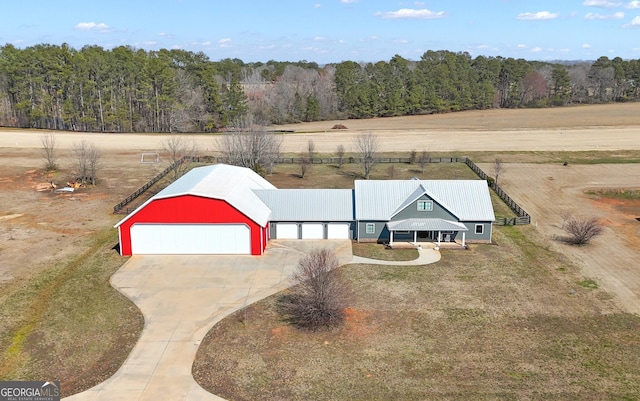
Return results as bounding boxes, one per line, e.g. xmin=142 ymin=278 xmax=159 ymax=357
xmin=65 ymin=240 xmax=353 ymax=401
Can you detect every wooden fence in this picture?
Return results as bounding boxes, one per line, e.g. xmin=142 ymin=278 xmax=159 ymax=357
xmin=192 ymin=156 xmax=467 ymax=165
xmin=113 ymin=156 xmax=192 ymax=214
xmin=465 ymin=158 xmax=531 ymax=225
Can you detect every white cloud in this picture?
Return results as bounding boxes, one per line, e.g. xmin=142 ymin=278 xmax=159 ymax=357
xmin=583 ymin=43 xmax=592 ymax=48
xmin=376 ymin=8 xmax=446 ymax=19
xmin=341 ymin=0 xmax=358 ymax=3
xmin=74 ymin=22 xmax=110 ymax=32
xmin=627 ymin=0 xmax=640 ymax=7
xmin=530 ymin=47 xmax=542 ymax=52
xmin=624 ymin=15 xmax=640 ymax=26
xmin=218 ymin=38 xmax=232 ymax=47
xmin=517 ymin=44 xmax=527 ymax=48
xmin=516 ymin=11 xmax=559 ymax=20
xmin=314 ymin=36 xmax=326 ymax=41
xmin=583 ymin=0 xmax=622 ymax=6
xmin=585 ymin=11 xmax=625 ymax=18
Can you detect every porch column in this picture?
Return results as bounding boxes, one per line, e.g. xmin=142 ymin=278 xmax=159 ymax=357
xmin=389 ymin=230 xmax=394 ymax=247
xmin=413 ymin=231 xmax=417 ymax=244
xmin=462 ymin=232 xmax=466 ymax=247
xmin=437 ymin=231 xmax=441 ymax=246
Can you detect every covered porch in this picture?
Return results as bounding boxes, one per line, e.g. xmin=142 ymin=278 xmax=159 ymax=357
xmin=386 ymin=218 xmax=468 ymax=248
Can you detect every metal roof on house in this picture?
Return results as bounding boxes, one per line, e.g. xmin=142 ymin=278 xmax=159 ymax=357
xmin=254 ymin=189 xmax=354 ymax=221
xmin=115 ymin=164 xmax=276 ymax=228
xmin=387 ymin=218 xmax=468 ymax=232
xmin=355 ymin=180 xmax=495 ymax=221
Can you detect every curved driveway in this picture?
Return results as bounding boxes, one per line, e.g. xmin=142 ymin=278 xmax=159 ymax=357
xmin=65 ymin=240 xmax=438 ymax=400
xmin=65 ymin=240 xmax=392 ymax=401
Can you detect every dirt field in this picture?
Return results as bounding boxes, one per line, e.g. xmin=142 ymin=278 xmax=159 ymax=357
xmin=2 ymin=103 xmax=640 ymax=155
xmin=492 ymin=163 xmax=640 ymax=315
xmin=1 ymin=103 xmax=639 ymax=346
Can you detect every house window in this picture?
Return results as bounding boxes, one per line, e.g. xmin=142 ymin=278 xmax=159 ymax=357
xmin=417 ymin=200 xmax=433 ymax=211
xmin=365 ymin=223 xmax=375 ymax=234
xmin=475 ymin=224 xmax=484 ymax=234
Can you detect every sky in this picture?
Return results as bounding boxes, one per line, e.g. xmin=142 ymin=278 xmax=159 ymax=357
xmin=1 ymin=0 xmax=639 ymax=64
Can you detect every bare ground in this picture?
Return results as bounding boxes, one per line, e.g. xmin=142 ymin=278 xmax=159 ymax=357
xmin=491 ymin=163 xmax=640 ymax=315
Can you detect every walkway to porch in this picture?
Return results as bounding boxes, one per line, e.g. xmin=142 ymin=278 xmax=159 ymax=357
xmin=350 ymin=243 xmax=441 ymax=265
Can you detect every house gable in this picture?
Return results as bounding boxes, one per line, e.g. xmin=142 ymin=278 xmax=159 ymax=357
xmin=391 ymin=193 xmax=459 ymax=222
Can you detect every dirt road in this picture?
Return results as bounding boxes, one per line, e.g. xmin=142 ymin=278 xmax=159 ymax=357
xmin=2 ymin=126 xmax=640 ymax=154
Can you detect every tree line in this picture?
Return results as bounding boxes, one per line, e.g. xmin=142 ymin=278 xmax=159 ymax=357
xmin=1 ymin=44 xmax=639 ymax=133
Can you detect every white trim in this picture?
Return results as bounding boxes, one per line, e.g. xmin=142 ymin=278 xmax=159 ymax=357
xmin=365 ymin=222 xmax=375 ymax=234
xmin=130 ymin=223 xmax=251 ymax=254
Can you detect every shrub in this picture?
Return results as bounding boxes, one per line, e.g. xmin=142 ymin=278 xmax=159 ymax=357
xmin=278 ymin=249 xmax=350 ymax=331
xmin=558 ymin=216 xmax=603 ymax=245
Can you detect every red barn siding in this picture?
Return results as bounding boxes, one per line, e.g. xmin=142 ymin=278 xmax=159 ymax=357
xmin=118 ymin=195 xmax=266 ymax=256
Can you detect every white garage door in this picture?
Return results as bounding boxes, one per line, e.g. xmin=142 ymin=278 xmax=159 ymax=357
xmin=276 ymin=223 xmax=298 ymax=239
xmin=327 ymin=223 xmax=350 ymax=239
xmin=130 ymin=224 xmax=250 ymax=254
xmin=301 ymin=223 xmax=324 ymax=239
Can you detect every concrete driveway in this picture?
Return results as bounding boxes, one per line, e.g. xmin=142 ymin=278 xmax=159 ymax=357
xmin=65 ymin=240 xmax=353 ymax=401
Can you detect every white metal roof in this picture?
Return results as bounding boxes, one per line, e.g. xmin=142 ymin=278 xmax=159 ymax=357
xmin=115 ymin=164 xmax=276 ymax=228
xmin=355 ymin=180 xmax=495 ymax=221
xmin=254 ymin=189 xmax=354 ymax=221
xmin=387 ymin=218 xmax=468 ymax=232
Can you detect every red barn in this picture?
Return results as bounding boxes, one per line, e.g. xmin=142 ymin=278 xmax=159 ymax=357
xmin=115 ymin=164 xmax=275 ymax=256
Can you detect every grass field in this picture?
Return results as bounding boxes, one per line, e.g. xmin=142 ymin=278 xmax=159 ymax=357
xmin=0 ymin=230 xmax=143 ymax=395
xmin=193 ymin=225 xmax=640 ymax=401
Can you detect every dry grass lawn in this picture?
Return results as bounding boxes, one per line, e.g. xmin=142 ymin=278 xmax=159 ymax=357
xmin=193 ymin=226 xmax=640 ymax=401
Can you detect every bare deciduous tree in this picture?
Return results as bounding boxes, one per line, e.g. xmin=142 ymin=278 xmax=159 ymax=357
xmin=278 ymin=248 xmax=350 ymax=331
xmin=418 ymin=149 xmax=429 ymax=174
xmin=307 ymin=139 xmax=315 ymax=162
xmin=41 ymin=132 xmax=58 ymax=171
xmin=162 ymin=135 xmax=199 ymax=181
xmin=299 ymin=155 xmax=310 ymax=178
xmin=493 ymin=158 xmax=504 ymax=186
xmin=409 ymin=149 xmax=417 ymax=165
xmin=73 ymin=140 xmax=101 ymax=185
xmin=218 ymin=114 xmax=281 ymax=175
xmin=354 ymin=132 xmax=380 ymax=179
xmin=558 ymin=215 xmax=604 ymax=245
xmin=336 ymin=144 xmax=345 ymax=169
